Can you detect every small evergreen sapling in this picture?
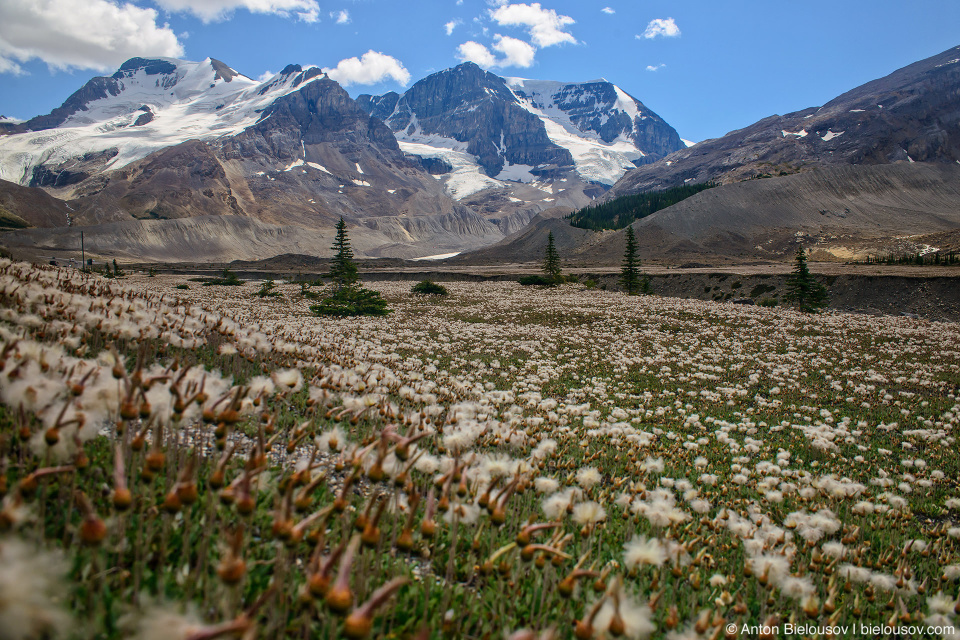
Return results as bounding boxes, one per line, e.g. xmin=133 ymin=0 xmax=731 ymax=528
xmin=312 ymin=218 xmax=390 ymax=316
xmin=542 ymin=231 xmax=562 ymax=284
xmin=784 ymin=246 xmax=828 ymax=312
xmin=619 ymin=226 xmax=641 ymax=295
xmin=411 ymin=280 xmax=449 ymax=296
xmin=327 ymin=217 xmax=359 ymax=291
xmin=618 ymin=226 xmax=652 ymax=295
xmin=257 ymin=280 xmax=280 ymax=298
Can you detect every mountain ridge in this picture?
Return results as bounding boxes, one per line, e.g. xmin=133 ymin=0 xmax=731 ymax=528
xmin=606 ymin=44 xmax=960 ymax=198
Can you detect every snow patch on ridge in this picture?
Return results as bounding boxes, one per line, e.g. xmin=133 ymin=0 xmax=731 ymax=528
xmin=306 ymin=162 xmax=331 ymax=174
xmin=396 ymin=134 xmax=501 ymax=200
xmin=495 ymin=163 xmax=537 ymax=183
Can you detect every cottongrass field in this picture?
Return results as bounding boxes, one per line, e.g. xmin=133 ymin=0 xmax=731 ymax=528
xmin=1 ymin=261 xmax=959 ymax=640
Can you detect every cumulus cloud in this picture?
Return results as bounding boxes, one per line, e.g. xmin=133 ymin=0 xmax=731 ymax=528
xmin=490 ymin=2 xmax=576 ymax=48
xmin=457 ymin=41 xmax=498 ymax=68
xmin=640 ymin=17 xmax=680 ymax=39
xmin=444 ymin=19 xmax=461 ymax=36
xmin=0 ymin=0 xmax=184 ymax=74
xmin=492 ymin=35 xmax=535 ymax=68
xmin=332 ymin=9 xmax=349 ymax=24
xmin=601 ymin=7 xmax=615 ymax=14
xmin=645 ymin=63 xmax=665 ymax=72
xmin=457 ymin=35 xmax=535 ymax=69
xmin=154 ymin=0 xmax=321 ymax=23
xmin=322 ymin=50 xmax=411 ymax=86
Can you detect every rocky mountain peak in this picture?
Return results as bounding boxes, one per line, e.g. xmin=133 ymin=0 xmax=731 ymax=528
xmin=112 ymin=57 xmax=179 ymax=78
xmin=357 ymin=64 xmax=684 ymax=190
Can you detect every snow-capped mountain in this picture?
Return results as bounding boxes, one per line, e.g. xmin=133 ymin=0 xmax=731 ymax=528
xmin=0 ymin=57 xmax=503 ymax=260
xmin=357 ymin=62 xmax=683 ymax=203
xmin=0 ymin=57 xmax=330 ymax=186
xmin=0 ymin=57 xmax=686 ymax=262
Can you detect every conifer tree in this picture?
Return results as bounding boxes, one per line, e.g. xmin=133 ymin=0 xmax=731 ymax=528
xmin=313 ymin=218 xmax=390 ymax=316
xmin=619 ymin=226 xmax=641 ymax=295
xmin=328 ymin=217 xmax=358 ymax=291
xmin=542 ymin=231 xmax=562 ymax=284
xmin=784 ymin=246 xmax=828 ymax=312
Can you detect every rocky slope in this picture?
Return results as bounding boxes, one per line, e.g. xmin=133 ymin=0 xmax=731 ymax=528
xmin=0 ymin=178 xmax=76 ymax=228
xmin=461 ymin=163 xmax=960 ymax=265
xmin=607 ymin=45 xmax=960 ymax=197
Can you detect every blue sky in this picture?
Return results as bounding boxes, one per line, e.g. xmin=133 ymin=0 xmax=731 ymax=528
xmin=1 ymin=0 xmax=959 ymax=142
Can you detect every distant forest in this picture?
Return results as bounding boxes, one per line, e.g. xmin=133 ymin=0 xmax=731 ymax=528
xmin=568 ymin=182 xmax=716 ymax=231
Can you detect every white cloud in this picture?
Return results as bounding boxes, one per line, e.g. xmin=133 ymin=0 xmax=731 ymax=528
xmin=332 ymin=9 xmax=349 ymax=24
xmin=154 ymin=0 xmax=321 ymax=23
xmin=640 ymin=17 xmax=680 ymax=39
xmin=457 ymin=41 xmax=498 ymax=68
xmin=492 ymin=35 xmax=535 ymax=68
xmin=645 ymin=63 xmax=665 ymax=72
xmin=444 ymin=19 xmax=461 ymax=36
xmin=257 ymin=69 xmax=276 ymax=82
xmin=0 ymin=0 xmax=184 ymax=74
xmin=601 ymin=7 xmax=615 ymax=14
xmin=322 ymin=50 xmax=411 ymax=86
xmin=457 ymin=35 xmax=535 ymax=69
xmin=490 ymin=2 xmax=576 ymax=48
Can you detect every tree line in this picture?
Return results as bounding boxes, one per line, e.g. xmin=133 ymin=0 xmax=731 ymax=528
xmin=567 ymin=182 xmax=717 ymax=231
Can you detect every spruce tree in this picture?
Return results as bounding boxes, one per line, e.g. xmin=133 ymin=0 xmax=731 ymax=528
xmin=328 ymin=217 xmax=358 ymax=291
xmin=542 ymin=231 xmax=562 ymax=284
xmin=313 ymin=218 xmax=390 ymax=316
xmin=619 ymin=225 xmax=641 ymax=295
xmin=784 ymin=246 xmax=828 ymax=312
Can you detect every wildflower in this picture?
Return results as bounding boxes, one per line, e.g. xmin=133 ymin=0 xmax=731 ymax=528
xmin=576 ymin=467 xmax=602 ymax=490
xmin=483 ymin=454 xmax=516 ymax=478
xmin=572 ymin=501 xmax=606 ymax=526
xmin=708 ymin=574 xmax=726 ymax=588
xmin=642 ymin=457 xmax=665 ymax=474
xmin=688 ymin=499 xmax=711 ymax=514
xmin=0 ymin=537 xmax=70 ymax=639
xmin=926 ymin=593 xmax=956 ymax=616
xmin=534 ymin=477 xmax=560 ymax=494
xmin=592 ymin=582 xmax=656 ymax=640
xmin=623 ymin=535 xmax=667 ymax=568
xmin=749 ymin=553 xmax=790 ymax=585
xmin=317 ymin=427 xmax=346 ymax=453
xmin=272 ymin=368 xmax=303 ymax=392
xmin=780 ymin=576 xmax=815 ymax=600
xmin=247 ymin=375 xmax=276 ymax=398
xmin=542 ymin=494 xmax=569 ymax=520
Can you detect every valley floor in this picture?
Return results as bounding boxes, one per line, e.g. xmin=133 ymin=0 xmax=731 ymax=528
xmin=1 ymin=266 xmax=958 ymax=639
